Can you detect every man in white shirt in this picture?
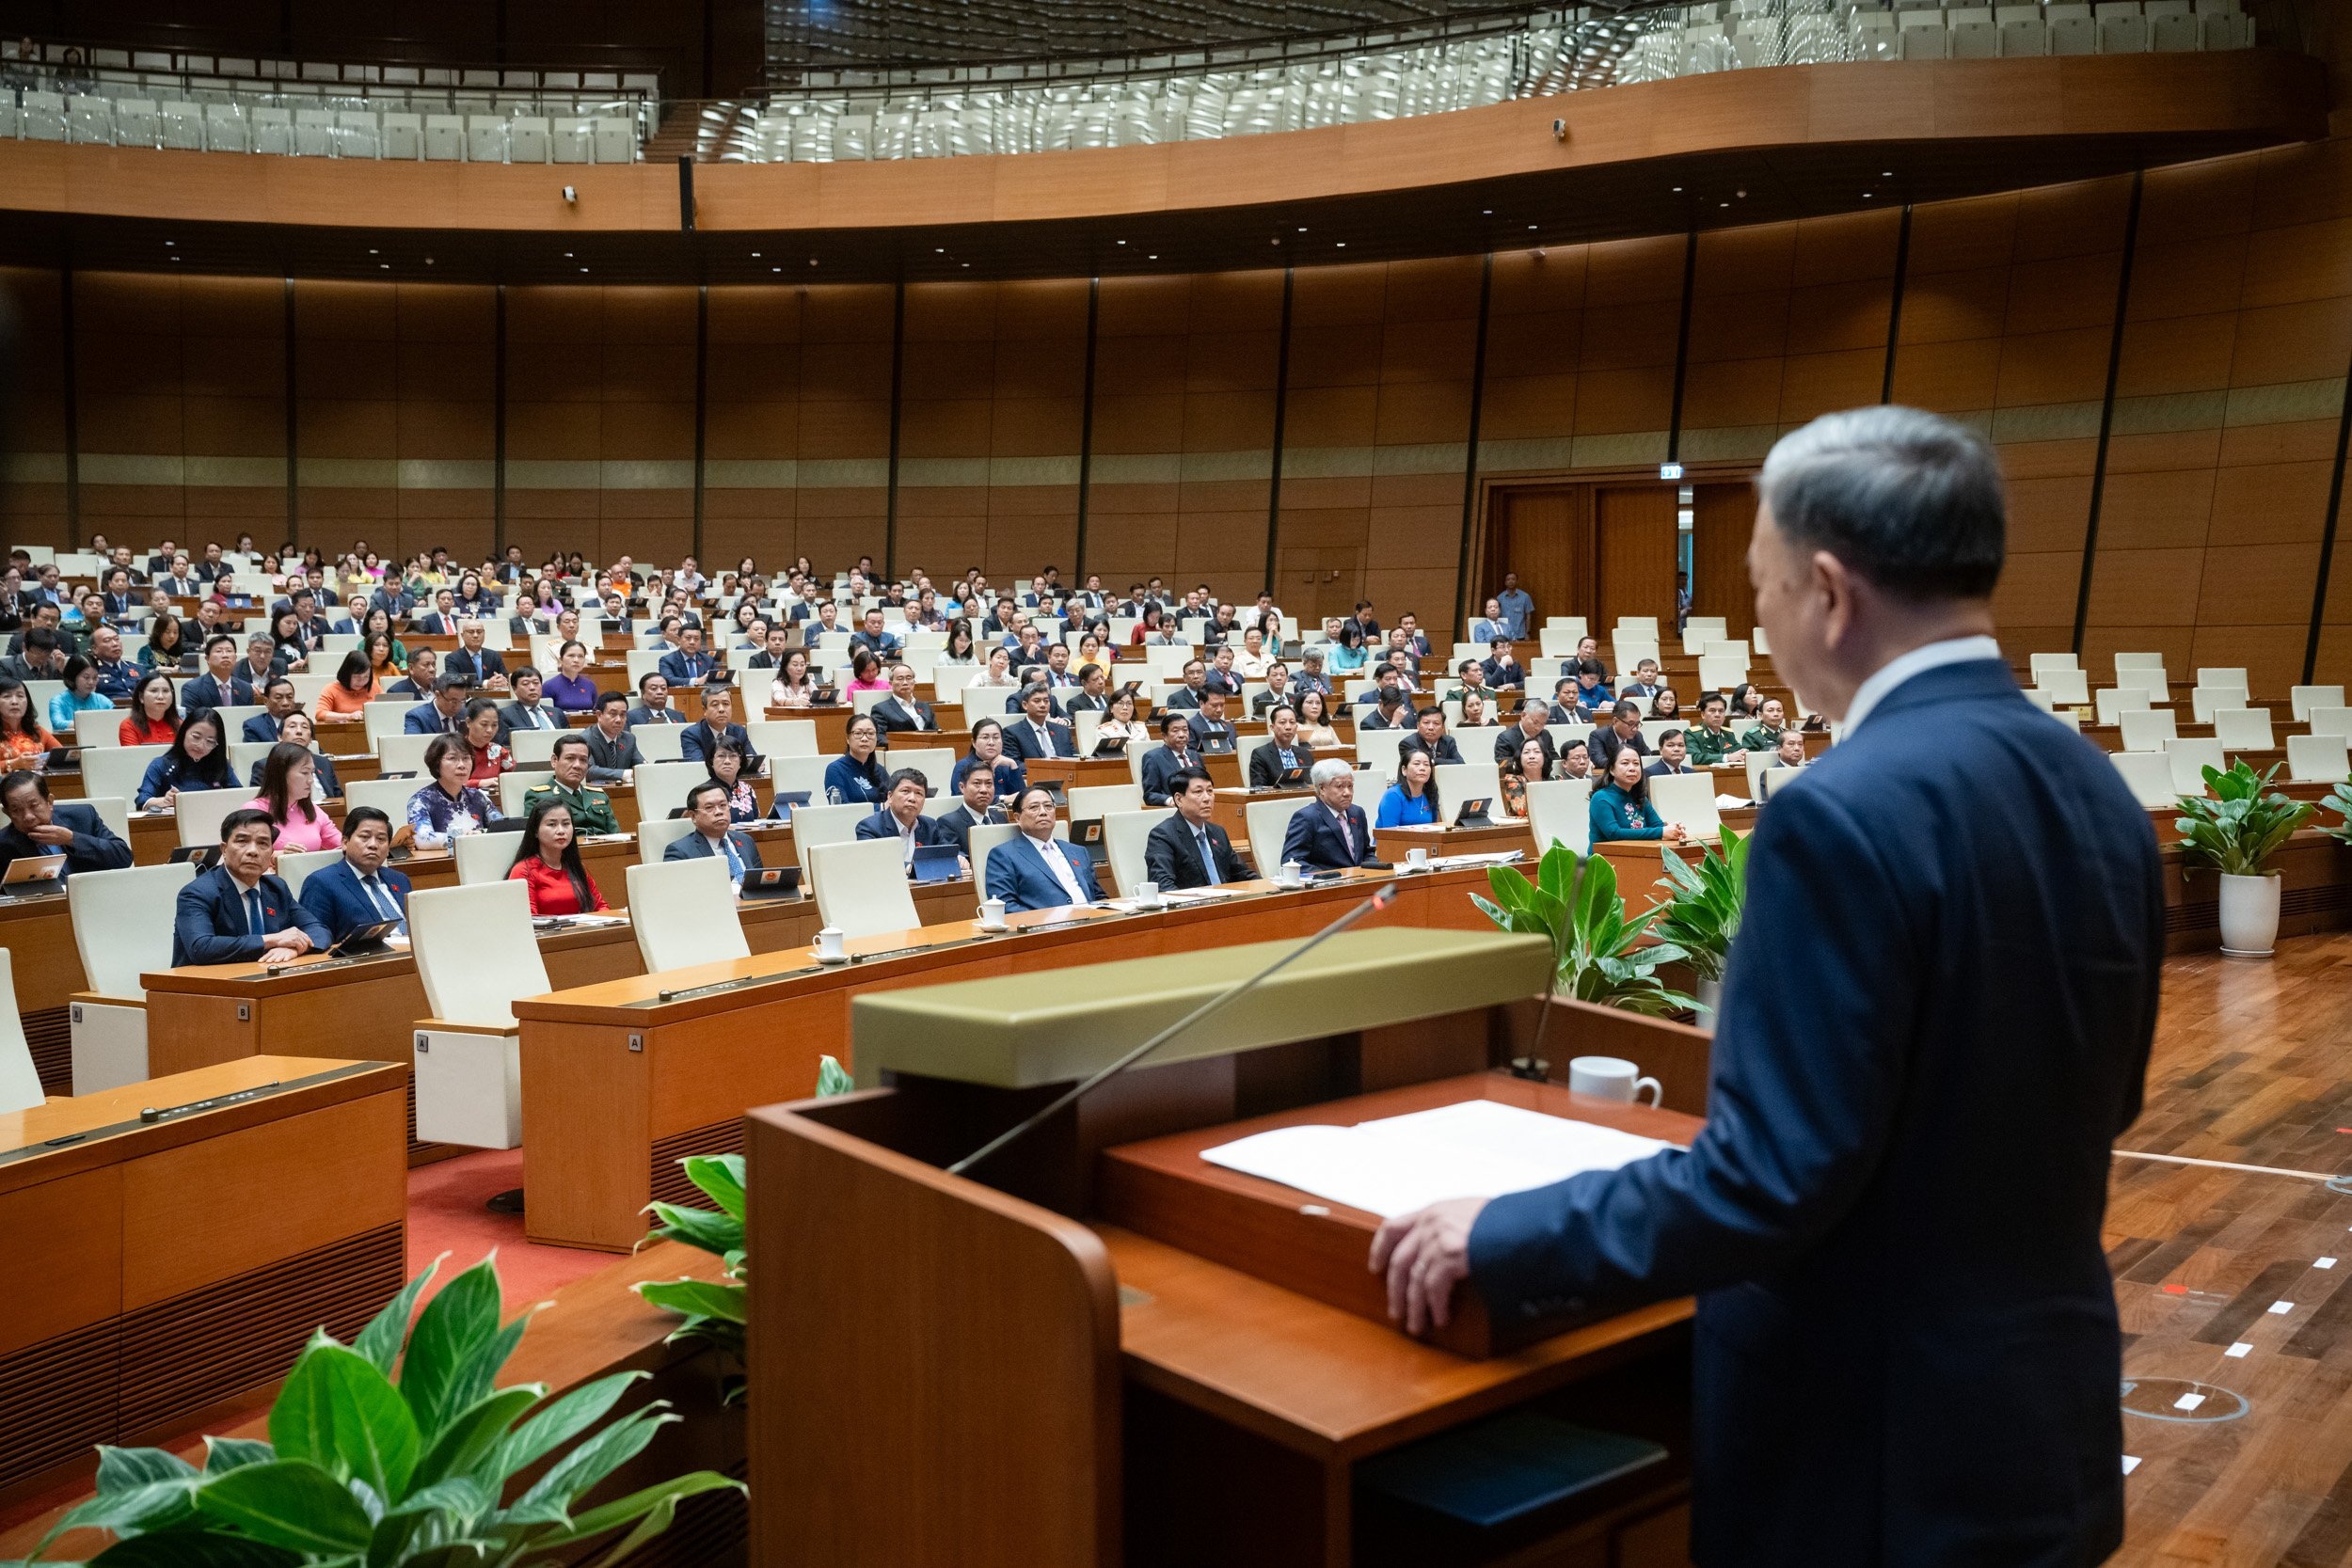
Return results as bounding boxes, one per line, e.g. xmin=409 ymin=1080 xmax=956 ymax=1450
xmin=852 ymin=767 xmax=959 ymax=869
xmin=983 ymin=784 xmax=1103 ymax=911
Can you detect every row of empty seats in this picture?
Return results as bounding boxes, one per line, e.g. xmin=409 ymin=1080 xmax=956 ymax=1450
xmin=1 ymin=86 xmax=642 ymax=163
xmin=708 ymin=0 xmax=2258 ymax=163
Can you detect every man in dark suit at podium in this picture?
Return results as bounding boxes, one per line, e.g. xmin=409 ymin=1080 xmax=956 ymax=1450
xmin=1372 ymin=407 xmax=2164 ymax=1568
xmin=1279 ymin=759 xmax=1383 ymax=872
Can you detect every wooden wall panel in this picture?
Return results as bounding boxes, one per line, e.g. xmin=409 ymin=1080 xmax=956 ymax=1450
xmin=0 ymin=266 xmax=70 ymax=549
xmin=393 ymin=283 xmax=496 ymax=565
xmin=703 ymin=282 xmax=803 ymax=573
xmin=1689 ymin=482 xmax=1757 ymax=641
xmin=1595 ymin=485 xmax=1681 ymax=632
xmin=790 ymin=284 xmax=895 ymax=573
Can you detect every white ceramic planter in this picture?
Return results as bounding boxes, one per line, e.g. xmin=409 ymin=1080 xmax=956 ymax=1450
xmin=2217 ymin=871 xmax=2281 ymax=958
xmin=1695 ymin=976 xmax=1724 ymax=1020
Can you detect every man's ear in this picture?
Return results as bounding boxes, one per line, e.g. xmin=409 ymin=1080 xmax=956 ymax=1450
xmin=1810 ymin=549 xmax=1857 ymax=651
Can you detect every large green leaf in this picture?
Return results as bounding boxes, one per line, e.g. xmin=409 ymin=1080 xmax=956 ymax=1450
xmin=491 ymin=1372 xmax=646 ymax=1481
xmin=190 ymin=1460 xmax=374 ymax=1556
xmin=513 ymin=1406 xmax=677 ymax=1515
xmin=521 ymin=1472 xmax=746 ymax=1566
xmin=87 ymin=1531 xmax=301 ymax=1567
xmin=271 ymin=1335 xmax=348 ymax=1478
xmin=676 ymin=1155 xmax=745 ymax=1222
xmin=354 ymin=1259 xmax=441 ymax=1378
xmin=302 ymin=1345 xmax=421 ymax=1506
xmin=407 ymin=1386 xmax=543 ymax=1494
xmin=39 ymin=1481 xmax=199 ymax=1558
xmin=634 ymin=1279 xmax=746 ymax=1324
xmin=398 ymin=1261 xmax=504 ymax=1440
xmin=94 ymin=1449 xmax=198 ymax=1494
xmin=815 ymin=1055 xmax=855 ymax=1097
xmin=641 ymin=1202 xmax=740 ymax=1259
xmin=203 ymin=1438 xmax=276 ymax=1477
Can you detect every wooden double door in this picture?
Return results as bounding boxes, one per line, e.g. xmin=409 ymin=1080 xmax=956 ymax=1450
xmin=1478 ymin=478 xmax=1754 ymax=639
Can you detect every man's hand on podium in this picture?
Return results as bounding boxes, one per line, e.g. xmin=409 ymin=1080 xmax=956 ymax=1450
xmin=1371 ymin=1196 xmax=1486 ymax=1337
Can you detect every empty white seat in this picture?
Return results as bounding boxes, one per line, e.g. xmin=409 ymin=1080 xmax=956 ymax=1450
xmin=2118 ymin=708 xmax=2177 ymax=751
xmin=467 ymin=113 xmax=507 ymax=162
xmin=1523 ymin=778 xmax=1593 ymax=854
xmin=67 ymin=862 xmax=197 ymax=1094
xmin=634 ymin=722 xmax=685 ymax=763
xmin=294 ymin=106 xmax=336 ymax=156
xmin=23 ymin=89 xmax=67 ymax=141
xmin=174 ymin=786 xmax=252 ymax=850
xmin=0 ymin=951 xmax=44 ymax=1113
xmin=2097 ymin=0 xmax=2149 ymax=50
xmin=1850 ymin=9 xmax=1902 ymax=57
xmin=409 ymin=880 xmax=546 ymax=1148
xmin=2048 ymin=1 xmax=2097 ymax=50
xmin=807 ymin=837 xmax=918 ymax=940
xmin=2187 ymin=682 xmax=2249 ymax=723
xmin=508 ymin=115 xmax=550 ymax=163
xmin=551 ymin=115 xmax=592 ymax=163
xmin=424 ymin=112 xmax=467 ymax=159
xmin=202 ymin=102 xmax=248 ymax=150
xmin=787 ymin=800 xmax=869 ymax=871
xmin=1997 ymin=3 xmax=2049 ymax=51
xmin=67 ymin=94 xmax=114 ymax=145
xmin=115 ymin=97 xmax=160 ymax=146
xmin=745 ymin=719 xmax=818 ymax=757
xmin=632 ymin=759 xmax=707 ymax=825
xmin=2212 ymin=707 xmax=2275 ymax=752
xmin=2147 ymin=0 xmax=2200 ymax=48
xmin=380 ymin=110 xmax=421 ymax=159
xmin=2291 ymin=685 xmax=2345 ymax=721
xmin=274 ymin=847 xmax=342 ymax=898
xmin=2194 ymin=667 xmax=2248 ymax=689
xmin=2286 ymin=733 xmax=2349 ymax=784
xmin=1898 ymin=10 xmax=1949 ymax=56
xmin=1649 ymin=772 xmax=1724 ymax=843
xmin=2165 ymin=736 xmax=2226 ymax=793
xmin=626 ymin=857 xmax=749 ymax=974
xmin=2307 ymin=706 xmax=2352 ymax=738
xmin=251 ymin=104 xmax=294 ymax=153
xmin=2110 ymin=752 xmax=2178 ymax=809
xmin=2198 ymin=0 xmax=2253 ymax=47
xmin=1947 ymin=7 xmax=2000 ymax=55
xmin=2040 ymin=668 xmax=2091 ymax=705
xmin=160 ymin=99 xmax=203 ymax=149
xmin=1104 ymin=807 xmax=1175 ymax=898
xmin=452 ymin=831 xmax=517 ymax=886
xmin=592 ymin=116 xmax=635 ymax=164
xmin=335 ymin=108 xmax=379 ymax=157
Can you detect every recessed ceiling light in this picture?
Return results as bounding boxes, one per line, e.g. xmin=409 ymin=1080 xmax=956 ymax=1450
xmin=935 ymin=247 xmax=945 ymax=253
xmin=1117 ymin=240 xmax=1125 ymax=245
xmin=163 ymin=240 xmax=174 ymax=246
xmin=380 ymin=262 xmax=390 ymax=270
xmin=772 ymin=266 xmax=782 ymax=273
xmin=1528 ymin=224 xmax=1537 ymax=230
xmin=1297 ymin=226 xmax=1307 ymax=232
xmin=809 ymin=259 xmax=818 ymax=266
xmin=1882 ymin=170 xmax=1893 ymax=177
xmin=369 ymin=248 xmax=378 ymax=255
xmin=580 ymin=266 xmax=589 ymax=273
xmin=1482 ymin=209 xmax=1492 ymax=215
xmin=961 ymin=261 xmax=970 ymax=268
xmin=564 ymin=251 xmax=573 ymax=258
xmin=1863 ymin=192 xmax=1874 ymax=198
xmin=1671 ymin=186 xmax=1682 ymax=193
xmin=751 ymin=251 xmax=761 ymax=258
xmin=1736 ymin=189 xmax=1746 ymax=198
xmin=1335 ymin=242 xmax=1346 ymax=248
xmin=1148 ymin=254 xmax=1157 ymax=260
xmin=424 ymin=258 xmax=434 ymax=265
xmin=1720 ymin=202 xmax=1730 ymax=209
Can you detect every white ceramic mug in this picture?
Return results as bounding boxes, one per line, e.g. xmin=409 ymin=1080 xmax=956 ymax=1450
xmin=1280 ymin=860 xmax=1302 ymax=886
xmin=1568 ymin=1054 xmax=1661 ymax=1106
xmin=1407 ymin=847 xmax=1429 ymax=871
xmin=1136 ymin=879 xmax=1161 ymax=906
xmin=977 ymin=897 xmax=1009 ymax=928
xmin=814 ymin=926 xmax=847 ymax=961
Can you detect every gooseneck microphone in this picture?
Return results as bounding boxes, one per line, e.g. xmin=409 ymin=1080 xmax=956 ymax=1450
xmin=946 ymin=879 xmax=1402 ymax=1178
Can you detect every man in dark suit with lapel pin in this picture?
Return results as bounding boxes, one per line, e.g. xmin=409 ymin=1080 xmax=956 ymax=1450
xmin=679 ymin=682 xmax=761 ymax=772
xmin=296 ymin=806 xmax=410 ymax=944
xmin=1279 ymin=759 xmax=1384 ymax=872
xmin=1144 ymin=768 xmax=1250 ymax=889
xmin=243 ymin=677 xmax=302 ymax=744
xmin=181 ymin=634 xmax=255 ymax=716
xmin=0 ymin=769 xmax=135 ymax=882
xmin=871 ymin=662 xmax=937 ymax=736
xmin=1001 ymin=685 xmax=1076 ymax=765
xmin=172 ymin=809 xmax=331 ymax=966
xmin=932 ymin=767 xmax=1008 ymax=857
xmin=1372 ymin=406 xmax=2164 ymax=1568
xmin=663 ymin=779 xmax=764 ymax=890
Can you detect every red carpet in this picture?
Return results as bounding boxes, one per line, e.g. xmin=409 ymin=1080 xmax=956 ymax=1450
xmin=405 ymin=1148 xmax=617 ymax=1309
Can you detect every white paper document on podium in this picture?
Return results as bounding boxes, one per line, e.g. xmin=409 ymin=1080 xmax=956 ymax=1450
xmin=1200 ymin=1098 xmax=1676 ymax=1218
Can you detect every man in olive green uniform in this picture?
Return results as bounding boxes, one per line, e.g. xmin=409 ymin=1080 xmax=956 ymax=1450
xmin=523 ymin=734 xmax=620 ymax=836
xmin=1739 ymin=696 xmax=1789 ymax=755
xmin=1685 ymin=692 xmax=1750 ymax=768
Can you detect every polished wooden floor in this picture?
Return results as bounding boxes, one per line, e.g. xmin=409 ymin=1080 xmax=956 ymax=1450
xmin=2113 ymin=931 xmax=2352 ymax=1567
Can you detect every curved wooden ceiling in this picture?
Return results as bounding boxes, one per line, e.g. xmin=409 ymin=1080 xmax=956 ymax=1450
xmin=0 ymin=51 xmax=2322 ymax=283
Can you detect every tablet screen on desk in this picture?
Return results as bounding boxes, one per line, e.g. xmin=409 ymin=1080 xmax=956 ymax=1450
xmin=0 ymin=853 xmax=66 ymax=893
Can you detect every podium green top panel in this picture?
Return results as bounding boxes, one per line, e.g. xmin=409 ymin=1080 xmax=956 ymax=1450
xmin=850 ymin=926 xmax=1551 ymax=1089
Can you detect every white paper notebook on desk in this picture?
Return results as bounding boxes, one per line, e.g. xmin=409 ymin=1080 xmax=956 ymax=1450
xmin=1200 ymin=1099 xmax=1675 ymax=1219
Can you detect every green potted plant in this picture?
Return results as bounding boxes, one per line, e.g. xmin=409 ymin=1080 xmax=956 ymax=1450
xmin=2324 ymin=780 xmax=2352 ymax=847
xmin=2174 ymin=760 xmax=2314 ymax=958
xmin=1472 ymin=842 xmax=1693 ymax=1017
xmin=27 ymin=1255 xmax=741 ymax=1567
xmin=635 ymin=1055 xmax=854 ymax=1404
xmin=1650 ymin=828 xmax=1748 ymax=1019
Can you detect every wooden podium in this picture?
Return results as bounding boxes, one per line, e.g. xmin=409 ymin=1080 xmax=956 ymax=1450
xmin=745 ymin=927 xmax=1706 ymax=1568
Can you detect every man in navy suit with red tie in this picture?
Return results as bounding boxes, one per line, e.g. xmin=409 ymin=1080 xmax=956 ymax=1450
xmin=173 ymin=809 xmax=332 ymax=967
xmin=1372 ymin=408 xmax=2163 ymax=1568
xmin=1279 ymin=759 xmax=1384 ymax=872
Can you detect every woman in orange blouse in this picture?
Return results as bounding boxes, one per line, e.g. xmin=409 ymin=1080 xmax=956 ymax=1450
xmin=119 ymin=671 xmax=181 ymax=748
xmin=0 ymin=676 xmax=60 ymax=768
xmin=315 ymin=649 xmax=376 ymax=723
xmin=504 ymin=799 xmax=609 ymax=915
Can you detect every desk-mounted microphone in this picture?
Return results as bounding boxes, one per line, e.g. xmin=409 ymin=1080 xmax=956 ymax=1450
xmin=946 ymin=879 xmax=1401 ymax=1178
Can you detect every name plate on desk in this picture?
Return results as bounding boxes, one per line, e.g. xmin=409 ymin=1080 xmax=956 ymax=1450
xmin=850 ymin=927 xmax=1550 ymax=1090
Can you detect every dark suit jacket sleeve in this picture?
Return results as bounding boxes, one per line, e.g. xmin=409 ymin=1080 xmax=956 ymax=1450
xmin=175 ymin=878 xmax=263 ymax=965
xmin=1248 ymin=744 xmax=1278 ymax=787
xmin=851 ymin=812 xmax=894 ymax=841
xmin=298 ymin=865 xmax=358 ymax=942
xmin=680 ymin=725 xmax=709 ymax=764
xmin=1143 ymin=817 xmax=1186 ymax=888
xmin=733 ymin=832 xmax=764 ymax=870
xmin=1279 ymin=805 xmax=1320 ymax=868
xmin=62 ymin=807 xmax=135 ymax=874
xmin=278 ymin=877 xmax=332 ymax=948
xmin=1468 ymin=784 xmax=1919 ymax=1318
xmin=1140 ymin=750 xmax=1175 ymax=806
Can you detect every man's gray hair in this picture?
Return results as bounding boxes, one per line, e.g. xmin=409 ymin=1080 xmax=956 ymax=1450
xmin=1757 ymin=406 xmax=2005 ymax=599
xmin=1310 ymin=757 xmax=1354 ymax=786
